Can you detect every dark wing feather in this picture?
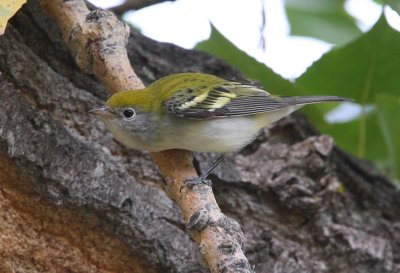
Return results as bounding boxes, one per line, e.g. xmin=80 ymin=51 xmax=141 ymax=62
xmin=163 ymin=82 xmax=349 ymax=119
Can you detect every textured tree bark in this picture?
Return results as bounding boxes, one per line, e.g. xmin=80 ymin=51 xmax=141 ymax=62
xmin=0 ymin=1 xmax=399 ymax=273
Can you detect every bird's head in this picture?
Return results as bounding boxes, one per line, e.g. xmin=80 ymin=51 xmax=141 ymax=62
xmin=90 ymin=88 xmax=155 ymax=123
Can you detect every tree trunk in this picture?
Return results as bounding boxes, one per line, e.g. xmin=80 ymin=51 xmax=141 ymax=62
xmin=0 ymin=1 xmax=399 ymax=273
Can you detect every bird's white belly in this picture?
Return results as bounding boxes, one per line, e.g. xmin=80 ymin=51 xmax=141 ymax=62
xmin=168 ymin=117 xmax=261 ymax=153
xmin=162 ymin=107 xmax=299 ymax=153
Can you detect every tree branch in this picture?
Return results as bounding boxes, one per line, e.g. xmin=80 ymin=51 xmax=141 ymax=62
xmin=38 ymin=0 xmax=253 ymax=272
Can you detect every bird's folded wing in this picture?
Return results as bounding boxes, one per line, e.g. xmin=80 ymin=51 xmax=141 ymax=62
xmin=162 ymin=82 xmax=294 ymax=119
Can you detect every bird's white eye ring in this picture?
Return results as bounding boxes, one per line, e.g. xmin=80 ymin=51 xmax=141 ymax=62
xmin=122 ymin=108 xmax=136 ymax=120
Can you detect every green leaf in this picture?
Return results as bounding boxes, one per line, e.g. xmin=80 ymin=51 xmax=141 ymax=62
xmin=296 ymin=15 xmax=400 ymax=159
xmin=297 ymin=15 xmax=400 ymax=103
xmin=196 ymin=24 xmax=301 ymax=96
xmin=285 ymin=0 xmax=361 ymax=44
xmin=375 ymin=93 xmax=400 ymax=180
xmin=325 ymin=109 xmax=388 ymax=164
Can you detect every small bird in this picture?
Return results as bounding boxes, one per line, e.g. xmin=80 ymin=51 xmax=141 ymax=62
xmin=91 ymin=73 xmax=350 ymax=183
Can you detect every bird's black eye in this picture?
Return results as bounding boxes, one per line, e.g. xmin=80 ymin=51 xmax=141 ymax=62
xmin=122 ymin=108 xmax=136 ymax=120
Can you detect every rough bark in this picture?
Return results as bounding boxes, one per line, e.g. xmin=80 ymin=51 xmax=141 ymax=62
xmin=0 ymin=1 xmax=399 ymax=273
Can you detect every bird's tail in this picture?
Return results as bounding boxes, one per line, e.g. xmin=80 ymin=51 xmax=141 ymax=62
xmin=282 ymin=96 xmax=353 ymax=105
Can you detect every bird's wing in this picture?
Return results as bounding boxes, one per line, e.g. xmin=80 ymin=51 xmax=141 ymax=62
xmin=163 ymin=82 xmax=291 ymax=119
xmin=163 ymin=82 xmax=349 ymax=119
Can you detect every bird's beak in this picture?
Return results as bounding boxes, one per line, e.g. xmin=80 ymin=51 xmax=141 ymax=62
xmin=89 ymin=106 xmax=116 ymax=119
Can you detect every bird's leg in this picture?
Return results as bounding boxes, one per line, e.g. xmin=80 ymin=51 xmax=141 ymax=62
xmin=199 ymin=155 xmax=225 ymax=181
xmin=183 ymin=155 xmax=225 ymax=189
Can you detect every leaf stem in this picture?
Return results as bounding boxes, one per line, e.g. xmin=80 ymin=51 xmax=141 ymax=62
xmin=359 ymin=49 xmax=376 ymax=158
xmin=358 ymin=105 xmax=367 ymax=157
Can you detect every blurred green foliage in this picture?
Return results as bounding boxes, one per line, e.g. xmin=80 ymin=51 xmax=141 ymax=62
xmin=285 ymin=0 xmax=361 ymax=44
xmin=196 ymin=1 xmax=400 ymax=182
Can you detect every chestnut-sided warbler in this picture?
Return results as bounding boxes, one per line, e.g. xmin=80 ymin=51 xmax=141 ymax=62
xmin=91 ymin=73 xmax=350 ymax=181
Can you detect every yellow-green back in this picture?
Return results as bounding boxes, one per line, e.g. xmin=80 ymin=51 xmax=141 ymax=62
xmin=106 ymin=73 xmax=226 ymax=113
